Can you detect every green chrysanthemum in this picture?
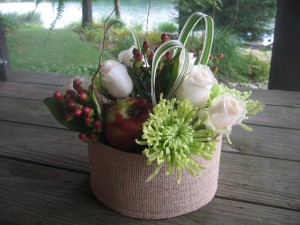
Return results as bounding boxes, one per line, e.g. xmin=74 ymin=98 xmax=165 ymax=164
xmin=137 ymin=96 xmax=218 ymax=183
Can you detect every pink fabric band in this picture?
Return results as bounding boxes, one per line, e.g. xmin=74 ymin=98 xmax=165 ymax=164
xmin=88 ymin=139 xmax=221 ymax=219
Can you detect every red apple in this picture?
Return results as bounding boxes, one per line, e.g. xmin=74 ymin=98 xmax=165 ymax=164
xmin=104 ymin=97 xmax=152 ymax=152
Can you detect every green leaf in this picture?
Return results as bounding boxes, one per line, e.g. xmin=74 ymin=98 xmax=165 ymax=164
xmin=44 ymin=97 xmax=89 ymax=132
xmin=126 ymin=66 xmax=151 ymax=101
xmin=156 ymin=52 xmax=181 ymax=99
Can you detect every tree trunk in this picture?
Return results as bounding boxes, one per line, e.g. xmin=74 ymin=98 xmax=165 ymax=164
xmin=82 ymin=0 xmax=93 ymax=27
xmin=268 ymin=0 xmax=300 ymax=91
xmin=114 ymin=0 xmax=121 ymax=19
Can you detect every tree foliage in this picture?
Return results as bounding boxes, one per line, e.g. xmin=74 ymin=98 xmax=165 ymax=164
xmin=176 ymin=0 xmax=277 ymax=41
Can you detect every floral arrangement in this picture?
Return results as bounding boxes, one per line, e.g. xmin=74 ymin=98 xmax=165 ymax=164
xmin=45 ymin=12 xmax=263 ymax=183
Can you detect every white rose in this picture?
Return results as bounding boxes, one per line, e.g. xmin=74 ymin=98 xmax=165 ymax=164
xmin=202 ymin=93 xmax=247 ymax=134
xmin=100 ymin=60 xmax=133 ymax=98
xmin=176 ymin=65 xmax=217 ymax=107
xmin=118 ymin=46 xmax=135 ymax=67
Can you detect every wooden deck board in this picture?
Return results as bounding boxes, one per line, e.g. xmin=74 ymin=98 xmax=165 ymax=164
xmin=1 ymin=157 xmax=299 ymax=225
xmin=1 ymin=120 xmax=299 ymax=170
xmin=0 ymin=70 xmax=299 ymax=224
xmin=224 ymin=125 xmax=300 ymax=161
xmin=2 ymin=76 xmax=300 ymax=107
xmin=0 ymin=121 xmax=299 ymax=211
xmin=1 ymin=96 xmax=299 ymax=132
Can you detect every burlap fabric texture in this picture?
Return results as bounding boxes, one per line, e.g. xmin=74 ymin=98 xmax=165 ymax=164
xmin=88 ymin=138 xmax=222 ymax=219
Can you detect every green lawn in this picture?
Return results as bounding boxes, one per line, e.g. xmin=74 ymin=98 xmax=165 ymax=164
xmin=6 ymin=28 xmax=100 ymax=75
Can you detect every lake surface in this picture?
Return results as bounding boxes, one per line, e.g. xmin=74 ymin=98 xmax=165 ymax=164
xmin=0 ymin=0 xmax=178 ymax=29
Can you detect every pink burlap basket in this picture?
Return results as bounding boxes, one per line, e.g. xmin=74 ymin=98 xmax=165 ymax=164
xmin=88 ymin=139 xmax=222 ymax=219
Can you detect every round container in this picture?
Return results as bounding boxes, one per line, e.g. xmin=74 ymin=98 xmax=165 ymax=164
xmin=88 ymin=139 xmax=222 ymax=219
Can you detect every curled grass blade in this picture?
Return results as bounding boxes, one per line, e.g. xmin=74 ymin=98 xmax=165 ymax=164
xmin=178 ymin=12 xmax=214 ymax=65
xmin=151 ymin=40 xmax=189 ymax=105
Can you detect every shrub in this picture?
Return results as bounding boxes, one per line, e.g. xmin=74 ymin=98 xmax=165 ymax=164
xmin=0 ymin=12 xmax=42 ymax=32
xmin=156 ymin=22 xmax=178 ymax=33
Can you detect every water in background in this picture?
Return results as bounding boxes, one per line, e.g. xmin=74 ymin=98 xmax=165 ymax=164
xmin=0 ymin=0 xmax=178 ymax=29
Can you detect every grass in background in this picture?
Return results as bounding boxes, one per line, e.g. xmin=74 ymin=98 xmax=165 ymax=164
xmin=6 ymin=28 xmax=100 ymax=75
xmin=3 ymin=12 xmax=271 ymax=83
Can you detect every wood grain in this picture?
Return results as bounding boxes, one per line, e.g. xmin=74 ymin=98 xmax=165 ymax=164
xmin=1 ymin=96 xmax=299 ymax=131
xmin=1 ymin=157 xmax=299 ymax=225
xmin=0 ymin=81 xmax=59 ymax=100
xmin=2 ymin=76 xmax=300 ymax=107
xmin=0 ymin=121 xmax=299 ymax=211
xmin=223 ymin=125 xmax=300 ymax=161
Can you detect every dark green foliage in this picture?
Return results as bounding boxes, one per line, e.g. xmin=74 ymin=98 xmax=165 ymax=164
xmin=44 ymin=97 xmax=90 ymax=132
xmin=0 ymin=12 xmax=42 ymax=31
xmin=157 ymin=22 xmax=179 ymax=33
xmin=177 ymin=0 xmax=277 ymax=41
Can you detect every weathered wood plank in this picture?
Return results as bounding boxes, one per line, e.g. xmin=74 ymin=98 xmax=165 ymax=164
xmin=1 ymin=121 xmax=299 ymax=171
xmin=237 ymin=87 xmax=300 ymax=108
xmin=217 ymin=153 xmax=300 ymax=211
xmin=0 ymin=121 xmax=299 ymax=211
xmin=0 ymin=97 xmax=65 ymax=129
xmin=223 ymin=125 xmax=300 ymax=161
xmin=0 ymin=81 xmax=59 ymax=100
xmin=0 ymin=158 xmax=299 ymax=225
xmin=246 ymin=104 xmax=300 ymax=129
xmin=5 ymin=70 xmax=74 ymax=85
xmin=2 ymin=74 xmax=300 ymax=107
xmin=1 ymin=96 xmax=299 ymax=130
xmin=0 ymin=121 xmax=88 ymax=172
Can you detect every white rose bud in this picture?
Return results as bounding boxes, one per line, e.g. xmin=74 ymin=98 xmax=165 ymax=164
xmin=118 ymin=46 xmax=135 ymax=67
xmin=203 ymin=93 xmax=247 ymax=134
xmin=176 ymin=65 xmax=217 ymax=107
xmin=100 ymin=60 xmax=133 ymax=98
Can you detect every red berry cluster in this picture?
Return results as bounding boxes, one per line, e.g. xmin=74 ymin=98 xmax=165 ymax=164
xmin=133 ymin=33 xmax=173 ymax=68
xmin=53 ymin=78 xmax=102 ymax=143
xmin=209 ymin=53 xmax=225 ymax=73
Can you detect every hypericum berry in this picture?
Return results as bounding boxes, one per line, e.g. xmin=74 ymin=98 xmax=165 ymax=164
xmin=66 ymin=89 xmax=77 ymax=98
xmin=161 ymin=33 xmax=169 ymax=42
xmin=165 ymin=51 xmax=173 ymax=60
xmin=135 ymin=52 xmax=143 ymax=62
xmin=78 ymin=90 xmax=89 ymax=103
xmin=73 ymin=108 xmax=82 ymax=117
xmin=53 ymin=91 xmax=63 ymax=101
xmin=73 ymin=79 xmax=82 ymax=91
xmin=217 ymin=53 xmax=224 ymax=60
xmin=64 ymin=112 xmax=74 ymax=121
xmin=67 ymin=100 xmax=77 ymax=110
xmin=209 ymin=54 xmax=215 ymax=61
xmin=84 ymin=117 xmax=94 ymax=127
xmin=143 ymin=40 xmax=150 ymax=50
xmin=79 ymin=132 xmax=88 ymax=142
xmin=82 ymin=106 xmax=94 ymax=117
xmin=149 ymin=50 xmax=154 ymax=58
xmin=89 ymin=133 xmax=97 ymax=141
xmin=64 ymin=93 xmax=73 ymax=102
xmin=212 ymin=66 xmax=219 ymax=72
xmin=94 ymin=120 xmax=102 ymax=130
xmin=132 ymin=48 xmax=140 ymax=56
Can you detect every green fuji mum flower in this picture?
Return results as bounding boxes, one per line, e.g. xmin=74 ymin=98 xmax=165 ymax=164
xmin=137 ymin=96 xmax=218 ymax=183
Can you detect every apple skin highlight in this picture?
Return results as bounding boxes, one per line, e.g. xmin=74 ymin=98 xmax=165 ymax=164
xmin=104 ymin=97 xmax=152 ymax=152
